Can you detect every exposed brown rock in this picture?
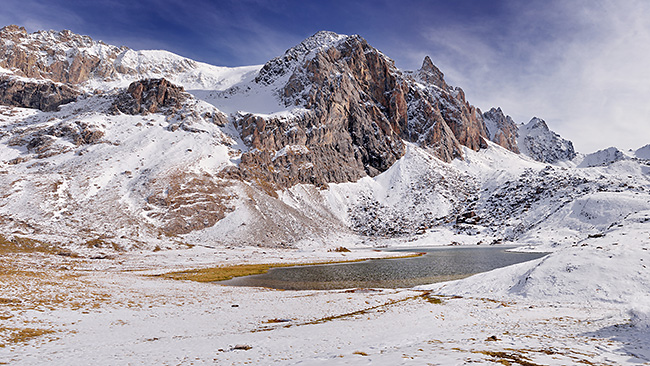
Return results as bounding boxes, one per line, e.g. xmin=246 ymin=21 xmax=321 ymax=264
xmin=0 ymin=76 xmax=79 ymax=111
xmin=8 ymin=120 xmax=104 ymax=159
xmin=111 ymin=78 xmax=188 ymax=115
xmin=418 ymin=56 xmax=449 ymax=90
xmin=145 ymin=173 xmax=235 ymax=235
xmin=0 ymin=25 xmax=125 ymax=84
xmin=235 ymin=34 xmax=497 ymax=190
xmin=483 ymin=107 xmax=520 ymax=153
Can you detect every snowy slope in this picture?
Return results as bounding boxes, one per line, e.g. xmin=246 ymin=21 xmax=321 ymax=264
xmin=321 ymin=144 xmax=476 ymax=236
xmin=577 ymin=146 xmax=630 ymax=168
xmin=635 ymin=144 xmax=650 ymax=160
xmin=423 ymin=209 xmax=650 ymax=305
xmin=0 ymin=90 xmax=242 ymax=250
xmin=89 ymin=49 xmax=261 ymax=91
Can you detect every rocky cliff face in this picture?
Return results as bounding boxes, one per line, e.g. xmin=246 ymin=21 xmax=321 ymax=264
xmin=417 ymin=56 xmax=449 ymax=90
xmin=0 ymin=75 xmax=79 ymax=111
xmin=0 ymin=25 xmax=226 ymax=90
xmin=229 ymin=32 xmax=499 ymax=190
xmin=0 ymin=25 xmax=125 ymax=84
xmin=112 ymin=78 xmax=188 ymax=115
xmin=483 ymin=107 xmax=519 ymax=153
xmin=518 ymin=117 xmax=576 ymax=163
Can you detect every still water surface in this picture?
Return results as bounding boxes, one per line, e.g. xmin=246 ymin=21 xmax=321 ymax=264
xmin=219 ymin=246 xmax=548 ymax=290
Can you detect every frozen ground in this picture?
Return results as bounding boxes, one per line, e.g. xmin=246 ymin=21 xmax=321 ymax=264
xmin=2 ymin=222 xmax=649 ymax=366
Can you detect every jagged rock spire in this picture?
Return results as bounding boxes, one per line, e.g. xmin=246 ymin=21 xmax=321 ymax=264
xmin=418 ymin=56 xmax=448 ymax=90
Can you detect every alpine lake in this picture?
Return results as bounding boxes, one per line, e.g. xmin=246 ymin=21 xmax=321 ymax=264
xmin=219 ymin=246 xmax=548 ymax=290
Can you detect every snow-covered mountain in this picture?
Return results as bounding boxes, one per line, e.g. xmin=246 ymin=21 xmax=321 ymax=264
xmin=0 ymin=25 xmax=259 ymax=90
xmin=517 ymin=117 xmax=576 ymax=163
xmin=0 ymin=26 xmax=649 ymax=255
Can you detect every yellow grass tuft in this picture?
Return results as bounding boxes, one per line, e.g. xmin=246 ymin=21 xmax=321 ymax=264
xmin=1 ymin=327 xmax=55 ymax=346
xmin=0 ymin=235 xmax=60 ymax=254
xmin=155 ymin=252 xmax=425 ymax=283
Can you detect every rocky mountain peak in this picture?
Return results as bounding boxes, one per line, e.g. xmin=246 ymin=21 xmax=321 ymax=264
xmin=518 ymin=117 xmax=576 ymax=163
xmin=0 ymin=26 xmax=126 ymax=84
xmin=254 ymin=31 xmax=350 ymax=85
xmin=231 ymin=31 xmax=506 ymax=191
xmin=482 ymin=107 xmax=519 ymax=153
xmin=417 ymin=56 xmax=448 ymax=90
xmin=0 ymin=26 xmax=222 ymax=89
xmin=292 ymin=31 xmax=349 ymax=55
xmin=527 ymin=117 xmax=548 ymax=130
xmin=0 ymin=24 xmax=28 ymax=39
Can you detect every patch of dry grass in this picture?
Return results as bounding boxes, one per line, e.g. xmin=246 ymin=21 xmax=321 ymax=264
xmin=0 ymin=327 xmax=55 ymax=347
xmin=156 ymin=252 xmax=425 ymax=283
xmin=0 ymin=255 xmax=113 ymax=314
xmin=0 ymin=235 xmax=61 ymax=255
xmin=454 ymin=347 xmax=604 ymax=366
xmin=158 ymin=263 xmax=280 ymax=282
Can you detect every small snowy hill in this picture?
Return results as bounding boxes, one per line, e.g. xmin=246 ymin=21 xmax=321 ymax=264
xmin=578 ymin=147 xmax=629 ymax=168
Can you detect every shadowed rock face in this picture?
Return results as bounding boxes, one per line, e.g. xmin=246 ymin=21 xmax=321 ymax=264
xmin=0 ymin=76 xmax=78 ymax=111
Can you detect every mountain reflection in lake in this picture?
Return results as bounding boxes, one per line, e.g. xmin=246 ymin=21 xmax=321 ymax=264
xmin=218 ymin=246 xmax=548 ymax=290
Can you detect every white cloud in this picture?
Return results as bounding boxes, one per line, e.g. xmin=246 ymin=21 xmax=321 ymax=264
xmin=417 ymin=0 xmax=650 ymax=153
xmin=0 ymin=1 xmax=85 ymax=33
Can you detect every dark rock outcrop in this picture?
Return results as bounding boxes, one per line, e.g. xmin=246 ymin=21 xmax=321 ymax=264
xmin=0 ymin=76 xmax=78 ymax=111
xmin=8 ymin=120 xmax=104 ymax=159
xmin=111 ymin=78 xmax=188 ymax=115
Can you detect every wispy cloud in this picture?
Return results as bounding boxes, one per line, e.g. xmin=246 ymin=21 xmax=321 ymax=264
xmin=0 ymin=0 xmax=86 ymax=32
xmin=416 ymin=0 xmax=650 ymax=152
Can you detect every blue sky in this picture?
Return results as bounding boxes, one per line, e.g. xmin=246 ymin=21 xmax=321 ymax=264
xmin=2 ymin=0 xmax=650 ymax=153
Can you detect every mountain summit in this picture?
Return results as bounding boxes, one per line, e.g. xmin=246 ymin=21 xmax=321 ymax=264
xmin=1 ymin=27 xmax=645 ymax=252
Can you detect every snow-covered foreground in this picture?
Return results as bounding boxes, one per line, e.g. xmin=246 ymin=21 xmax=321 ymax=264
xmin=2 ymin=225 xmax=650 ymax=366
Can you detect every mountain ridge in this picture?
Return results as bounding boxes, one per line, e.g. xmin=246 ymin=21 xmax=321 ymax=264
xmin=0 ymin=26 xmax=648 ymax=254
